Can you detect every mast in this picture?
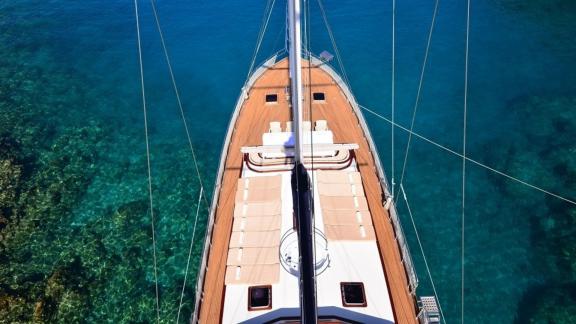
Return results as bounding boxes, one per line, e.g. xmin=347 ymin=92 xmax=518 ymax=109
xmin=288 ymin=0 xmax=304 ymax=163
xmin=288 ymin=0 xmax=318 ymax=323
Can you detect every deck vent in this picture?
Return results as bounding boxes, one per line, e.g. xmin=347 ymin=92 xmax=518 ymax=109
xmin=248 ymin=285 xmax=272 ymax=311
xmin=340 ymin=282 xmax=367 ymax=307
xmin=313 ymin=92 xmax=325 ymax=102
xmin=265 ymin=93 xmax=278 ymax=103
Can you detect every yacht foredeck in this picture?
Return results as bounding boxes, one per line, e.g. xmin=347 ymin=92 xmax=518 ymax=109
xmin=196 ymin=58 xmax=418 ymax=323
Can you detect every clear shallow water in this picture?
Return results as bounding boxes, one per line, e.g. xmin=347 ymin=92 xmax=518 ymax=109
xmin=0 ymin=0 xmax=575 ymax=323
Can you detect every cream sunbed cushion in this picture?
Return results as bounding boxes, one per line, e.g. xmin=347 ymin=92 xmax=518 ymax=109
xmin=302 ymin=121 xmax=312 ymax=132
xmin=232 ymin=215 xmax=282 ymax=232
xmin=324 ymin=224 xmax=376 ymax=241
xmin=322 ymin=209 xmax=373 ymax=226
xmin=229 ymin=230 xmax=280 ymax=248
xmin=225 ymin=264 xmax=280 ymax=285
xmin=315 ymin=120 xmax=328 ymax=131
xmin=318 ymin=183 xmax=365 ymax=197
xmin=226 ymin=247 xmax=279 ymax=266
xmin=316 ymin=170 xmax=362 ymax=184
xmin=235 ymin=187 xmax=281 ymax=203
xmin=237 ymin=176 xmax=282 ymax=189
xmin=319 ymin=195 xmax=369 ymax=211
xmin=316 ymin=170 xmax=378 ymax=241
xmin=227 ymin=175 xmax=283 ymax=285
xmin=269 ymin=121 xmax=282 ymax=133
xmin=233 ymin=201 xmax=282 ymax=218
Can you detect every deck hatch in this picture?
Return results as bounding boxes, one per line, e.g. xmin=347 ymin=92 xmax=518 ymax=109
xmin=248 ymin=285 xmax=272 ymax=310
xmin=313 ymin=92 xmax=326 ymax=101
xmin=340 ymin=282 xmax=367 ymax=307
xmin=265 ymin=93 xmax=278 ymax=103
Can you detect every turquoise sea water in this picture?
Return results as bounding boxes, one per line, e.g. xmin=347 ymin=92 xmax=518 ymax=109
xmin=1 ymin=0 xmax=575 ymax=322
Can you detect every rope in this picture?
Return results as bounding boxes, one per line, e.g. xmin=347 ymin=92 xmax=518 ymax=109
xmin=176 ymin=187 xmax=204 ymax=324
xmin=461 ymin=0 xmax=471 ymax=322
xmin=133 ymin=0 xmax=160 ymax=322
xmin=244 ymin=0 xmax=277 ymax=85
xmin=149 ymin=0 xmax=209 ymax=210
xmin=397 ymin=0 xmax=440 ymax=202
xmin=359 ymin=104 xmax=576 ymax=206
xmin=400 ymin=185 xmax=447 ymax=324
xmin=316 ymin=0 xmax=351 ymax=88
xmin=391 ymin=0 xmax=396 ymax=197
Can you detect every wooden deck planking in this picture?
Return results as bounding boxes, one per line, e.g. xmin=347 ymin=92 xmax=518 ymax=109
xmin=197 ymin=58 xmax=417 ymax=324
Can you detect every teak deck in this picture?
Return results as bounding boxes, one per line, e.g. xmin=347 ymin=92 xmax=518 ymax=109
xmin=196 ymin=58 xmax=418 ymax=323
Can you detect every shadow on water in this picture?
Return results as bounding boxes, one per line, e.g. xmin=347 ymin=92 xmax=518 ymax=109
xmin=514 ymin=282 xmax=576 ymax=324
xmin=474 ymin=93 xmax=576 ymax=323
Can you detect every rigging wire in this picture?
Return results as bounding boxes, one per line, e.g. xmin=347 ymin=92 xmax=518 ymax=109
xmin=462 ymin=0 xmax=471 ymax=322
xmin=176 ymin=187 xmax=204 ymax=324
xmin=272 ymin=23 xmax=287 ymax=54
xmin=244 ymin=0 xmax=277 ymax=85
xmin=149 ymin=0 xmax=209 ymax=210
xmin=133 ymin=0 xmax=161 ymax=322
xmin=359 ymin=104 xmax=576 ymax=207
xmin=396 ymin=0 xmax=440 ymax=204
xmin=400 ymin=185 xmax=447 ymax=324
xmin=391 ymin=0 xmax=396 ymax=197
xmin=316 ymin=0 xmax=351 ymax=88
